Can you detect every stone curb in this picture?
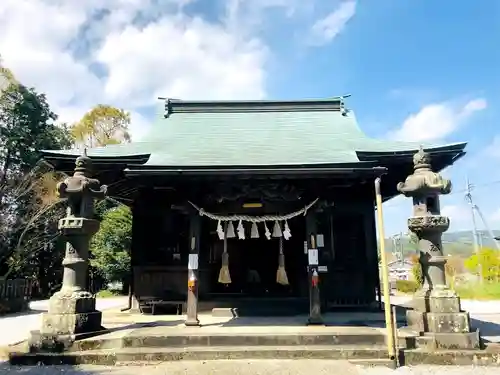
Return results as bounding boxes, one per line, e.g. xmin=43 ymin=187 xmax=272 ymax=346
xmin=6 ymin=346 xmax=500 ymax=367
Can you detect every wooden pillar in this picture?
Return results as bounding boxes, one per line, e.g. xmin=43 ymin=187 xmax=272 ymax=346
xmin=130 ymin=199 xmax=142 ymax=312
xmin=185 ymin=212 xmax=201 ymax=327
xmin=306 ymin=210 xmax=323 ymax=325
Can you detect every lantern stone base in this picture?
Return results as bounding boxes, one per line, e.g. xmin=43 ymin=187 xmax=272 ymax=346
xmin=405 ymin=288 xmax=482 ymax=350
xmin=28 ymin=290 xmax=105 ymax=353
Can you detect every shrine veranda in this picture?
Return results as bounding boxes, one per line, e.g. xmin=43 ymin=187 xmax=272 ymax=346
xmin=41 ymin=97 xmax=467 ymax=317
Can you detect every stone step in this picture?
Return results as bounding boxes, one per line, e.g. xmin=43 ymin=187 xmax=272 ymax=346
xmin=10 ymin=346 xmax=500 ymax=367
xmin=74 ymin=332 xmax=414 ymax=351
xmin=211 ymin=306 xmax=309 ymax=317
xmin=415 ymin=335 xmax=435 ymax=350
xmin=9 ymin=345 xmax=393 ymax=366
xmin=200 ymin=298 xmax=310 ymax=317
xmin=348 ymin=358 xmax=398 ymax=368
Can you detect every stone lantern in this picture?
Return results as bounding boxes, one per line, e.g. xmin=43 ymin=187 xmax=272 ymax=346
xmin=29 ymin=150 xmax=108 ymax=352
xmin=397 ymin=147 xmax=481 ymax=349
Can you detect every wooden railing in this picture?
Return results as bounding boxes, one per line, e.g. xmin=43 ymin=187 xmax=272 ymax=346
xmin=0 ymin=278 xmax=36 ymax=315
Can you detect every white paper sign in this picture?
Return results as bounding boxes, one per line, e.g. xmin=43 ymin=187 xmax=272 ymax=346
xmin=308 ymin=249 xmax=319 ymax=265
xmin=303 ymin=241 xmax=308 ymax=254
xmin=188 ymin=254 xmax=199 ymax=270
xmin=318 ymin=265 xmax=328 ymax=273
xmin=316 ymin=234 xmax=324 ymax=248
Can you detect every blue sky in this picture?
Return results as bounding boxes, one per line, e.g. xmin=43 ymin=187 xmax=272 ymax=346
xmin=1 ymin=0 xmax=499 ymax=236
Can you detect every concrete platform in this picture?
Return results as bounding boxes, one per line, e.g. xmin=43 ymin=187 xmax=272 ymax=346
xmin=7 ymin=312 xmax=500 ymax=367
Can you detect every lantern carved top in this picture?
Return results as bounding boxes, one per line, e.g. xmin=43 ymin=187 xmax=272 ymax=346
xmin=56 ymin=149 xmax=108 ymax=218
xmin=396 ymin=146 xmax=452 ymax=197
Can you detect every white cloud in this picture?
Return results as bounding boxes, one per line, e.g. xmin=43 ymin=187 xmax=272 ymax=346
xmin=0 ymin=0 xmax=269 ymax=140
xmin=490 ymin=208 xmax=500 ymax=223
xmin=462 ymin=98 xmax=487 ymax=114
xmin=224 ymin=0 xmax=301 ymax=33
xmin=308 ymin=1 xmax=356 ymax=46
xmin=96 ymin=16 xmax=266 ymax=107
xmin=387 ymin=98 xmax=487 ymax=142
xmin=484 ymin=135 xmax=500 ymax=159
xmin=1 ymin=0 xmax=357 ymax=141
xmin=442 ymin=204 xmax=469 ymax=223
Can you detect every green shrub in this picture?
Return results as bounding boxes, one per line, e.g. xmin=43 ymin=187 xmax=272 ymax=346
xmin=395 ymin=279 xmax=419 ymax=294
xmin=412 ymin=263 xmax=423 ymax=287
xmin=96 ymin=289 xmax=122 ymax=298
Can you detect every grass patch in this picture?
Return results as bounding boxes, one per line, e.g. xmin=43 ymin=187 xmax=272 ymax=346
xmin=395 ymin=280 xmax=419 ymax=293
xmin=96 ymin=289 xmax=123 ymax=298
xmin=393 ymin=279 xmax=500 ymax=300
xmin=454 ymin=282 xmax=500 ymax=300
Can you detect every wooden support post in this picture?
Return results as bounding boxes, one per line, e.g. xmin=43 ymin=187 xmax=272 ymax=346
xmin=185 ymin=213 xmax=201 ymax=327
xmin=306 ymin=211 xmax=323 ymax=325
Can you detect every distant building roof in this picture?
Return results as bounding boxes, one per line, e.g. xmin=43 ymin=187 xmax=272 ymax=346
xmin=385 ymin=259 xmax=414 ymax=269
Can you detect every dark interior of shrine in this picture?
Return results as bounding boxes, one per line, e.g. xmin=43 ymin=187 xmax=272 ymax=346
xmin=205 ymin=217 xmax=307 ymax=299
xmin=130 ymin=177 xmax=381 ymax=315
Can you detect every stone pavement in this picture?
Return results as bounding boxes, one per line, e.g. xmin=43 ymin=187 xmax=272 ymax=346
xmin=3 ymin=295 xmax=500 ymax=347
xmin=91 ymin=310 xmax=413 ymax=335
xmin=1 ymin=361 xmax=500 ymax=375
xmin=0 ymin=297 xmax=128 ymax=346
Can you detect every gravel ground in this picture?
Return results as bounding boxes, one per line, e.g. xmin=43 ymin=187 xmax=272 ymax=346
xmin=1 ymin=360 xmax=500 ymax=375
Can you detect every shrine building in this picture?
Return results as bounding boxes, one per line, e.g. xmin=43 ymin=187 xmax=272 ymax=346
xmin=41 ymin=97 xmax=466 ymax=316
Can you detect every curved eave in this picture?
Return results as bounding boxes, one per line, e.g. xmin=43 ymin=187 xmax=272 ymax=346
xmin=40 ymin=151 xmax=151 ymax=204
xmin=365 ymin=142 xmax=467 ymax=202
xmin=356 ymin=142 xmax=467 ymax=164
xmin=41 ymin=150 xmax=151 ymax=172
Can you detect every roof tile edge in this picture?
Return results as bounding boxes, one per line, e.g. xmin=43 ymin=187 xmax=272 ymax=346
xmin=163 ymin=97 xmax=347 ymax=116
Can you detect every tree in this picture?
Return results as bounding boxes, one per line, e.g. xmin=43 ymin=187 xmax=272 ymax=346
xmin=71 ymin=105 xmax=132 ymax=148
xmin=445 ymin=255 xmax=464 ymax=277
xmin=90 ymin=205 xmax=132 ymax=288
xmin=0 ymin=60 xmax=16 ymax=94
xmin=464 ymin=247 xmax=500 ymax=283
xmin=408 ymin=232 xmax=419 ymax=251
xmin=445 ymin=255 xmax=465 ymax=289
xmin=410 ymin=253 xmax=423 ymax=287
xmin=0 ymin=66 xmax=72 ymax=293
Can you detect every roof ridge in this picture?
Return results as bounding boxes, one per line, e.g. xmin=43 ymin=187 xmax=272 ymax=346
xmin=162 ymin=97 xmax=347 ymax=116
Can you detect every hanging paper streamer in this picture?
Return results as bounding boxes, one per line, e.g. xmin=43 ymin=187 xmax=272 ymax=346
xmin=189 ymin=198 xmax=319 ymax=226
xmin=216 ymin=220 xmax=224 ymax=240
xmin=218 ymin=252 xmax=231 ymax=284
xmin=251 ymin=222 xmax=259 ymax=238
xmin=226 ymin=221 xmax=236 ymax=238
xmin=283 ymin=221 xmax=291 ymax=240
xmin=276 ymin=237 xmax=289 ymax=285
xmin=264 ymin=222 xmax=271 ymax=240
xmin=272 ymin=221 xmax=282 ymax=238
xmin=237 ymin=220 xmax=245 ymax=240
xmin=189 ymin=198 xmax=320 ymax=242
xmin=218 ymin=223 xmax=232 ymax=284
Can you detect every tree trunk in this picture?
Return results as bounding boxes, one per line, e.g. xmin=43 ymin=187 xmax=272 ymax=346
xmin=121 ymin=277 xmax=130 ymax=295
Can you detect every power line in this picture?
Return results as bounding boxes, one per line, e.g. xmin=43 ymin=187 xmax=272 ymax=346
xmin=451 ymin=179 xmax=500 ymax=196
xmin=465 ymin=178 xmax=481 ymax=248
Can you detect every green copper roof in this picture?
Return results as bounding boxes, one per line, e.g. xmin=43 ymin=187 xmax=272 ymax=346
xmin=42 ymin=98 xmax=466 ymax=168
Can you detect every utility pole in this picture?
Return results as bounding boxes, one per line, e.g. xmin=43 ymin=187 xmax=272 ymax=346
xmin=391 ymin=233 xmax=404 ymax=262
xmin=478 ymin=232 xmax=484 ymax=248
xmin=465 ymin=177 xmax=482 ymax=282
xmin=474 ymin=206 xmax=500 ymax=251
xmin=399 ymin=231 xmax=404 ymax=260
